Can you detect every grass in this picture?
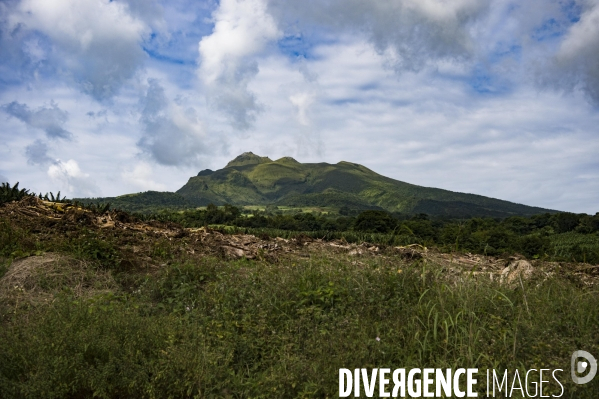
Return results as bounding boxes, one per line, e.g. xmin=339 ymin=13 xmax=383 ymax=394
xmin=1 ymin=250 xmax=598 ymax=398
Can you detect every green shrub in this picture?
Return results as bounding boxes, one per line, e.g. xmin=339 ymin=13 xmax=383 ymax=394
xmin=62 ymin=230 xmax=121 ymax=270
xmin=0 ymin=219 xmax=36 ymax=258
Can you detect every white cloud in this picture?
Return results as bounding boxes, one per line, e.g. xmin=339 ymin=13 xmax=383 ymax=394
xmin=115 ymin=0 xmax=165 ymax=31
xmin=289 ymin=92 xmax=314 ymax=126
xmin=265 ymin=0 xmax=599 ymax=107
xmin=198 ymin=0 xmax=282 ymax=129
xmin=267 ymin=0 xmax=487 ymax=70
xmin=122 ymin=161 xmax=167 ymax=191
xmin=552 ymin=1 xmax=599 ymax=102
xmin=47 ymin=159 xmax=99 ymax=197
xmin=10 ymin=0 xmax=151 ymax=99
xmin=0 ymin=1 xmax=40 ymax=86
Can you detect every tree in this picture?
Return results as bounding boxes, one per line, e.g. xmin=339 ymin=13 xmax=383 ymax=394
xmin=353 ymin=210 xmax=396 ymax=233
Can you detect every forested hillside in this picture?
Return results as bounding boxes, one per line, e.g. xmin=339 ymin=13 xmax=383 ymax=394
xmin=176 ymin=152 xmax=557 ymax=217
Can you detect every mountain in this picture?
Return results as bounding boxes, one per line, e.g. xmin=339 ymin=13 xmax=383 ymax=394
xmin=78 ymin=152 xmax=557 ymax=217
xmin=171 ymin=152 xmax=557 ymax=217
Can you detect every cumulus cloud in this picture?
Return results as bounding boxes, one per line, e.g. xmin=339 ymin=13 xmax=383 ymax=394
xmin=86 ymin=109 xmax=109 ymax=123
xmin=195 ymin=0 xmax=491 ymax=130
xmin=266 ymin=0 xmax=599 ymax=108
xmin=47 ymin=159 xmax=99 ymax=197
xmin=198 ymin=0 xmax=282 ymax=129
xmin=26 ymin=140 xmax=100 ymax=197
xmin=137 ymin=79 xmax=209 ymax=166
xmin=288 ymin=89 xmax=323 ymax=156
xmin=0 ymin=1 xmax=50 ymax=88
xmin=551 ymin=1 xmax=599 ymax=103
xmin=115 ymin=0 xmax=165 ymax=31
xmin=268 ymin=0 xmax=487 ymax=71
xmin=1 ymin=101 xmax=72 ymax=140
xmin=25 ymin=139 xmax=54 ymax=165
xmin=9 ymin=0 xmax=151 ymax=99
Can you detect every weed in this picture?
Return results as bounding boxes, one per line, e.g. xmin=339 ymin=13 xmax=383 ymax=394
xmin=62 ymin=229 xmax=121 ymax=270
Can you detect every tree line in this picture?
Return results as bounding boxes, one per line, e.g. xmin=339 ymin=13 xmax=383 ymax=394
xmin=139 ymin=205 xmax=599 ymax=262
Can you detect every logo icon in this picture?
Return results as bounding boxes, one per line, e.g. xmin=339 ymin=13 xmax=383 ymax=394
xmin=571 ymin=350 xmax=597 ymax=385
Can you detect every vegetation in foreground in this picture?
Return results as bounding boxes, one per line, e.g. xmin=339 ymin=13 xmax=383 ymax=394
xmin=0 ymin=190 xmax=598 ymax=398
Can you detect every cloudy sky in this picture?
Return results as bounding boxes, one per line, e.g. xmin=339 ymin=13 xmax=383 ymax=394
xmin=1 ymin=0 xmax=598 ymax=213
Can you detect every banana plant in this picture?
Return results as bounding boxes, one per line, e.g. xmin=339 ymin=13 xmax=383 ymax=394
xmin=0 ymin=182 xmax=32 ymax=205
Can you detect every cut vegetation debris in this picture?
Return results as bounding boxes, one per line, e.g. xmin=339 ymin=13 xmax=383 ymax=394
xmin=1 ymin=196 xmax=598 ymax=285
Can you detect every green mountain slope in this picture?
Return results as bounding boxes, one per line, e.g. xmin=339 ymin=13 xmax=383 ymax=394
xmin=174 ymin=152 xmax=557 ymax=217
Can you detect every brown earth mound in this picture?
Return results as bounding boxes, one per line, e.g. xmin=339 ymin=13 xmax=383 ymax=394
xmin=0 ymin=253 xmax=117 ymax=306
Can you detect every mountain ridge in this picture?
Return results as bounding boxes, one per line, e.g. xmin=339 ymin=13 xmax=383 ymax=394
xmin=76 ymin=153 xmax=559 ymax=217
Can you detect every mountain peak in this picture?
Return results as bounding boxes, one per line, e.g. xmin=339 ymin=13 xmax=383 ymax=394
xmin=275 ymin=156 xmax=300 ymax=164
xmin=225 ymin=152 xmax=272 ymax=168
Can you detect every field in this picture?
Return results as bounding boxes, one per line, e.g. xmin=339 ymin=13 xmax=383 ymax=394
xmin=241 ymin=206 xmax=336 ymax=215
xmin=1 ymin=197 xmax=598 ymax=398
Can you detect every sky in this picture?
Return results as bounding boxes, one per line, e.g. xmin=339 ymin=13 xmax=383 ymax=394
xmin=1 ymin=0 xmax=598 ymax=214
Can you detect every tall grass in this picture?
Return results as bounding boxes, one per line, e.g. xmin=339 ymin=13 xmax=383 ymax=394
xmin=1 ymin=254 xmax=597 ymax=398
